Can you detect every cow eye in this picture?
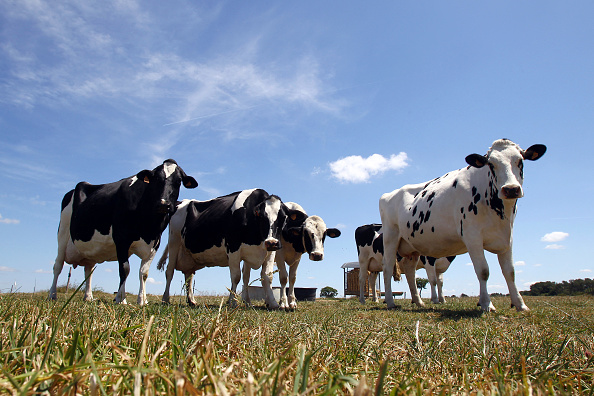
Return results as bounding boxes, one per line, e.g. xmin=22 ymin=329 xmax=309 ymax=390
xmin=518 ymin=160 xmax=523 ymax=170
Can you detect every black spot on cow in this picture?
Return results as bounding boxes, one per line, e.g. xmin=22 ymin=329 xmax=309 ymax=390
xmin=418 ymin=211 xmax=425 ymax=223
xmin=426 ymin=257 xmax=437 ymax=266
xmin=472 ymin=186 xmax=477 ymax=196
xmin=431 ymin=226 xmax=435 ymax=232
xmin=412 ymin=206 xmax=417 ymax=216
xmin=453 ymin=179 xmax=458 ymax=188
xmin=474 ymin=193 xmax=481 ymax=204
xmin=426 ymin=191 xmax=436 ymax=202
xmin=424 ymin=210 xmax=431 ymax=223
xmin=421 ymin=190 xmax=427 ymax=198
xmin=407 ymin=221 xmax=411 ymax=229
xmin=460 ymin=220 xmax=464 ymax=236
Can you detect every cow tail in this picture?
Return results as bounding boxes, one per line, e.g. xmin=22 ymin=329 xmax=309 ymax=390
xmin=156 ymin=244 xmax=169 ymax=271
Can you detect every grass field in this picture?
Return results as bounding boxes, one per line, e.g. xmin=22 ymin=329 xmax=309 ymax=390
xmin=1 ymin=290 xmax=593 ymax=395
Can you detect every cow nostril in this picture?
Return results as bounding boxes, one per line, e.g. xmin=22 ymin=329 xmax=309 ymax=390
xmin=502 ymin=186 xmax=522 ymax=199
xmin=311 ymin=253 xmax=323 ymax=261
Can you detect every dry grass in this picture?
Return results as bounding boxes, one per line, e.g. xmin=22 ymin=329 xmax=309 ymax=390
xmin=1 ymin=289 xmax=593 ymax=395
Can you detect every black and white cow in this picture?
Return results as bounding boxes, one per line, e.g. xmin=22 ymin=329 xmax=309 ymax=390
xmin=379 ymin=139 xmax=546 ymax=311
xmin=48 ymin=159 xmax=198 ymax=305
xmin=355 ymin=223 xmax=455 ymax=304
xmin=157 ymin=189 xmax=305 ymax=308
xmin=275 ymin=202 xmax=341 ymax=310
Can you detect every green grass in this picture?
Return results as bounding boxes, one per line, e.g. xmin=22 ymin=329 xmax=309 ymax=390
xmin=1 ymin=291 xmax=593 ymax=394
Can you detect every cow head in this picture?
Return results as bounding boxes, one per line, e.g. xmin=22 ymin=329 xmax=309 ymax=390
xmin=254 ymin=195 xmax=286 ymax=251
xmin=465 ymin=139 xmax=546 ymax=200
xmin=136 ymin=159 xmax=198 ymax=215
xmin=286 ymin=215 xmax=341 ymax=261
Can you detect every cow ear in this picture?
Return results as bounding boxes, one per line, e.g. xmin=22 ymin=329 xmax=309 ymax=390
xmin=326 ymin=228 xmax=341 ymax=238
xmin=183 ymin=176 xmax=198 ymax=189
xmin=465 ymin=154 xmax=488 ymax=168
xmin=289 ymin=227 xmax=302 ymax=236
xmin=288 ymin=209 xmax=307 ymax=223
xmin=522 ymin=144 xmax=547 ymax=161
xmin=136 ymin=170 xmax=152 ymax=184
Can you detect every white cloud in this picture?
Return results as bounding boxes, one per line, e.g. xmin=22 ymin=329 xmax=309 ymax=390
xmin=147 ymin=277 xmax=162 ymax=285
xmin=534 ymin=263 xmax=542 ymax=267
xmin=523 ymin=281 xmax=537 ymax=288
xmin=541 ymin=231 xmax=569 ymax=243
xmin=0 ymin=214 xmax=20 ymax=224
xmin=545 ymin=244 xmax=565 ymax=250
xmin=0 ymin=266 xmax=17 ymax=272
xmin=104 ymin=268 xmax=113 ymax=273
xmin=35 ymin=269 xmax=52 ymax=274
xmin=329 ymin=152 xmax=409 ymax=183
xmin=515 ymin=261 xmax=526 ymax=266
xmin=579 ymin=269 xmax=592 ymax=273
xmin=466 ymin=262 xmax=473 ymax=266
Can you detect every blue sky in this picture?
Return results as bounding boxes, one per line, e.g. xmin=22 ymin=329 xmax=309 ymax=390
xmin=1 ymin=1 xmax=592 ymax=301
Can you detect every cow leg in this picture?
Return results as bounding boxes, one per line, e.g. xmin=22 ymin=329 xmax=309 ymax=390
xmin=241 ymin=262 xmax=253 ymax=306
xmin=162 ymin=258 xmax=175 ymax=304
xmin=382 ymin=233 xmax=399 ymax=309
xmin=402 ymin=257 xmax=425 ymax=307
xmin=277 ymin=252 xmax=290 ymax=310
xmin=49 ymin=255 xmax=65 ymax=301
xmin=424 ymin=264 xmax=439 ymax=304
xmin=436 ymin=271 xmax=446 ymax=303
xmin=287 ymin=260 xmax=299 ymax=310
xmin=227 ymin=254 xmax=242 ymax=307
xmin=369 ymin=272 xmax=379 ymax=302
xmin=358 ymin=259 xmax=368 ymax=304
xmin=467 ymin=246 xmax=495 ymax=312
xmin=261 ymin=252 xmax=280 ymax=310
xmin=49 ymin=222 xmax=70 ymax=300
xmin=184 ymin=272 xmax=197 ymax=306
xmin=137 ymin=250 xmax=156 ymax=306
xmin=83 ymin=264 xmax=95 ymax=301
xmin=498 ymin=249 xmax=529 ymax=311
xmin=115 ymin=245 xmax=131 ymax=304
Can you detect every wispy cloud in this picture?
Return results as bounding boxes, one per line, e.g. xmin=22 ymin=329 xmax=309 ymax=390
xmin=0 ymin=214 xmax=20 ymax=225
xmin=580 ymin=269 xmax=592 ymax=273
xmin=545 ymin=244 xmax=565 ymax=250
xmin=1 ymin=1 xmax=349 ymax=165
xmin=0 ymin=266 xmax=17 ymax=272
xmin=35 ymin=269 xmax=52 ymax=274
xmin=147 ymin=277 xmax=162 ymax=285
xmin=329 ymin=153 xmax=409 ymax=183
xmin=515 ymin=261 xmax=526 ymax=266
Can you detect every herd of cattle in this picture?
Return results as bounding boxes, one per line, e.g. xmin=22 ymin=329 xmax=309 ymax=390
xmin=48 ymin=139 xmax=546 ymax=312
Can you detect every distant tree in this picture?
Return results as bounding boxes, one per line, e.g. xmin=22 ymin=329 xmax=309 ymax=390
xmin=320 ymin=286 xmax=338 ymax=298
xmin=416 ymin=278 xmax=429 ymax=297
xmin=524 ymin=278 xmax=594 ymax=296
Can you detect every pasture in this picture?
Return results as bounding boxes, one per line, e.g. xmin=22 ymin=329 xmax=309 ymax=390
xmin=1 ymin=290 xmax=593 ymax=395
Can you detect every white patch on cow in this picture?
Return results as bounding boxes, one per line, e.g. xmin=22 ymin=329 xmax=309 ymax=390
xmin=129 ymin=176 xmax=138 ymax=186
xmin=164 ymin=163 xmax=177 ymax=179
xmin=304 ymin=216 xmax=326 ymax=257
xmin=264 ymin=196 xmax=282 ymax=241
xmin=69 ymin=228 xmax=117 ymax=264
xmin=231 ymin=188 xmax=257 ymax=213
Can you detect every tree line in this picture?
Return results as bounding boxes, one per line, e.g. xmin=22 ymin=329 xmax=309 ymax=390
xmin=522 ymin=278 xmax=594 ymax=296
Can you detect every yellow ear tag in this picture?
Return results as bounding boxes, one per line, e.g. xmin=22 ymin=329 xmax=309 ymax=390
xmin=143 ymin=176 xmax=150 ymax=183
xmin=290 ymin=213 xmax=297 ymax=221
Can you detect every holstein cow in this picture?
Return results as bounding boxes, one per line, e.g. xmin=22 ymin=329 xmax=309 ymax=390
xmin=158 ymin=189 xmax=305 ymax=308
xmin=48 ymin=159 xmax=198 ymax=305
xmin=379 ymin=139 xmax=546 ymax=311
xmin=355 ymin=223 xmax=455 ymax=304
xmin=275 ymin=202 xmax=341 ymax=310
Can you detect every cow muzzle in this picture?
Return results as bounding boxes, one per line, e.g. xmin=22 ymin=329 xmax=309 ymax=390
xmin=309 ymin=252 xmax=323 ymax=261
xmin=501 ymin=185 xmax=523 ymax=199
xmin=265 ymin=238 xmax=281 ymax=251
